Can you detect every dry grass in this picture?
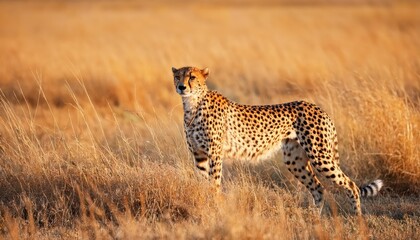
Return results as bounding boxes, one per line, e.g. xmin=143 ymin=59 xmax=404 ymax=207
xmin=0 ymin=1 xmax=419 ymax=239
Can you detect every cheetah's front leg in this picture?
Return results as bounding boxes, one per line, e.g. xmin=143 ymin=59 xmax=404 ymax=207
xmin=193 ymin=150 xmax=210 ymax=180
xmin=193 ymin=148 xmax=223 ymax=192
xmin=208 ymin=153 xmax=223 ymax=193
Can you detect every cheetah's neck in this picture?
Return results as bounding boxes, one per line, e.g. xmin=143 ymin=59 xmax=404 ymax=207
xmin=182 ymin=90 xmax=208 ymax=126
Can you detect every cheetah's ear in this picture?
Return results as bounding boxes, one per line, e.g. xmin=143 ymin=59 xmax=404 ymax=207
xmin=201 ymin=68 xmax=209 ymax=79
xmin=172 ymin=67 xmax=178 ymax=74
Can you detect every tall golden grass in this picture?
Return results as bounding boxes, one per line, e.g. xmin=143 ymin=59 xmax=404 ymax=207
xmin=0 ymin=1 xmax=419 ymax=239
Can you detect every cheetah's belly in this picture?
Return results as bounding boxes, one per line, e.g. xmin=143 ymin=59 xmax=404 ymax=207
xmin=223 ymin=127 xmax=295 ymax=161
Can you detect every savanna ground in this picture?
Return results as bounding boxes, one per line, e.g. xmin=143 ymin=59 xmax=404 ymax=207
xmin=0 ymin=0 xmax=419 ymax=239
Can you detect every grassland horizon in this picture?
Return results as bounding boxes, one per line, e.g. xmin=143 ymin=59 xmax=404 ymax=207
xmin=0 ymin=1 xmax=419 ymax=239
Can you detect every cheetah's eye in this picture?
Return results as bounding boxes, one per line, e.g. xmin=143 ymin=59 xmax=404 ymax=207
xmin=190 ymin=76 xmax=196 ymax=80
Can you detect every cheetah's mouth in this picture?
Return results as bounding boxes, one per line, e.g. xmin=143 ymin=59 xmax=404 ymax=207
xmin=179 ymin=92 xmax=192 ymax=97
xmin=177 ymin=89 xmax=192 ymax=97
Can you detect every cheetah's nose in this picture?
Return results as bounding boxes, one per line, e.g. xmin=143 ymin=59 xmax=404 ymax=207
xmin=178 ymin=85 xmax=187 ymax=91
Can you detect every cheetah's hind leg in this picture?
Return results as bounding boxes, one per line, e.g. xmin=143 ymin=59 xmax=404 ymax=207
xmin=281 ymin=138 xmax=325 ymax=213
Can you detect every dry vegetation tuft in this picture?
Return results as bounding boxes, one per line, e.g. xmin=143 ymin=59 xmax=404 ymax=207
xmin=0 ymin=1 xmax=419 ymax=239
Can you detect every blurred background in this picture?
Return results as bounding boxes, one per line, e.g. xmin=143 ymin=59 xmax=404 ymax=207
xmin=1 ymin=0 xmax=418 ymax=110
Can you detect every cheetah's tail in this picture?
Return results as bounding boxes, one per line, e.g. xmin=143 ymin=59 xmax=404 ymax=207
xmin=359 ymin=179 xmax=383 ymax=198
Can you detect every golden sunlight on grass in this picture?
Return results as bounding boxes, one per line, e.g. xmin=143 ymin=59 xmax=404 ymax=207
xmin=0 ymin=1 xmax=419 ymax=239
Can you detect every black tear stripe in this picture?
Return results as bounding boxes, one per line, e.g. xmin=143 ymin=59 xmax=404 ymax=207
xmin=188 ymin=72 xmax=193 ymax=90
xmin=188 ymin=80 xmax=192 ymax=90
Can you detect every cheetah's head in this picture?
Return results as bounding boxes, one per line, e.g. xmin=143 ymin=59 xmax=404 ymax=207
xmin=172 ymin=66 xmax=209 ymax=97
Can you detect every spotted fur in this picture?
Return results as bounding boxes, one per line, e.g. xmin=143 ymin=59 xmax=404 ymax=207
xmin=172 ymin=66 xmax=383 ymax=215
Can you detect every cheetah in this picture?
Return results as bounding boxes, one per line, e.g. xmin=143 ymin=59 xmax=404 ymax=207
xmin=172 ymin=66 xmax=383 ymax=215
